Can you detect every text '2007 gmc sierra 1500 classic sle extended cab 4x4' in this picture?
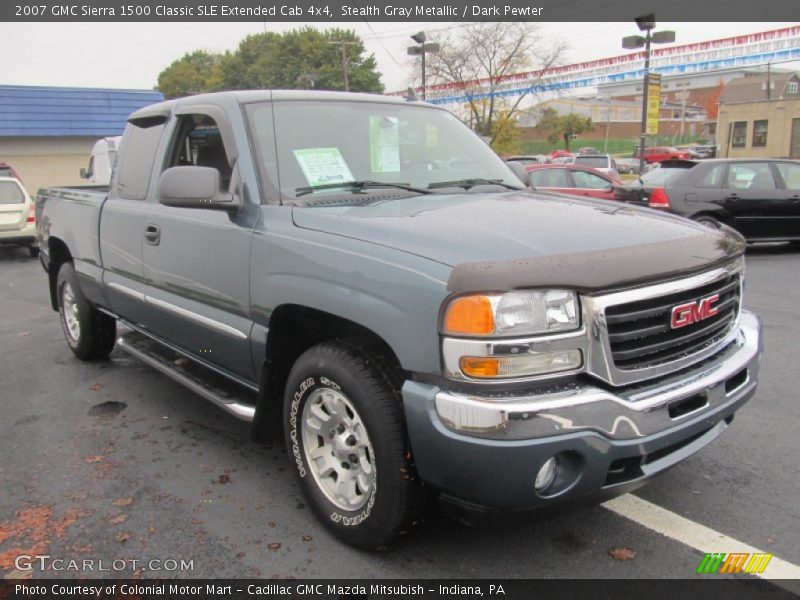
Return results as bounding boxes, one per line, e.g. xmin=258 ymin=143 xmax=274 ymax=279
xmin=37 ymin=91 xmax=762 ymax=549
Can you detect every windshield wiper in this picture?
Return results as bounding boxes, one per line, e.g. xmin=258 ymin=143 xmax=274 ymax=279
xmin=295 ymin=180 xmax=431 ymax=197
xmin=427 ymin=178 xmax=522 ymax=191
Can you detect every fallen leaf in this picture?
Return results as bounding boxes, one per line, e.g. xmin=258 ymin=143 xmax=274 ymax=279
xmin=302 ymin=534 xmax=312 ymax=542
xmin=112 ymin=498 xmax=133 ymax=507
xmin=84 ymin=455 xmax=104 ymax=464
xmin=115 ymin=531 xmax=132 ymax=543
xmin=236 ymin=552 xmax=246 ymax=558
xmin=107 ymin=514 xmax=127 ymax=525
xmin=89 ymin=383 xmax=101 ymax=391
xmin=19 ymin=332 xmax=30 ymax=337
xmin=296 ymin=501 xmax=305 ymax=509
xmin=609 ymin=547 xmax=636 ymax=561
xmin=268 ymin=543 xmax=281 ymax=550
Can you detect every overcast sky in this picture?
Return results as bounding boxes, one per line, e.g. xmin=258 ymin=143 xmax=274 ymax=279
xmin=1 ymin=22 xmax=797 ymax=93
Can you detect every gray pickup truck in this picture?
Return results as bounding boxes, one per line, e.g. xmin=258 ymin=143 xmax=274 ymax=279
xmin=37 ymin=91 xmax=762 ymax=549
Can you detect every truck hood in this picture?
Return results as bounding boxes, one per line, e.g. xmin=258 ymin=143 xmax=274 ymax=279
xmin=291 ymin=191 xmax=744 ymax=292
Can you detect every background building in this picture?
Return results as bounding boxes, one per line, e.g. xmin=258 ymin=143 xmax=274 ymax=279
xmin=0 ymin=85 xmax=163 ymax=193
xmin=717 ymin=72 xmax=800 ymax=158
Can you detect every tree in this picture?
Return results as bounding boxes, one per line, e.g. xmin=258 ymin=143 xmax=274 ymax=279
xmin=156 ymin=51 xmax=224 ymax=99
xmin=489 ymin=110 xmax=521 ymax=156
xmin=219 ymin=28 xmax=383 ymax=93
xmin=155 ymin=28 xmax=383 ymax=98
xmin=426 ymin=23 xmax=566 ymax=143
xmin=534 ymin=108 xmax=593 ymax=151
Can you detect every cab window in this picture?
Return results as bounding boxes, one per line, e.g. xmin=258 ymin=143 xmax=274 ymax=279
xmin=165 ymin=114 xmax=233 ymax=190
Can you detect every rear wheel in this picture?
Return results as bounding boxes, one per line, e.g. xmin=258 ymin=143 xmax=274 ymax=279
xmin=283 ymin=340 xmax=419 ymax=549
xmin=28 ymin=246 xmax=39 ymax=258
xmin=57 ymin=263 xmax=116 ymax=360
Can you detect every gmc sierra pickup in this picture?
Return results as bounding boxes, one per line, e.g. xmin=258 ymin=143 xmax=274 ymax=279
xmin=37 ymin=91 xmax=762 ymax=549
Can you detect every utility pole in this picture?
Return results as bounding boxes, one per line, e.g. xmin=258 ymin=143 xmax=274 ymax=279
xmin=678 ymin=89 xmax=688 ymax=143
xmin=407 ymin=32 xmax=440 ymax=101
xmin=767 ymin=63 xmax=771 ymax=100
xmin=604 ymin=101 xmax=611 ymax=153
xmin=328 ymin=40 xmax=359 ymax=92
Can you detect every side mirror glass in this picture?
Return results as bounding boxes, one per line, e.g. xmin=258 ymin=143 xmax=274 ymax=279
xmin=157 ymin=166 xmax=241 ymax=211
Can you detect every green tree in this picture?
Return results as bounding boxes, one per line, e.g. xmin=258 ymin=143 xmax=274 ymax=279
xmin=490 ymin=111 xmax=521 ymax=156
xmin=220 ymin=27 xmax=383 ymax=93
xmin=534 ymin=108 xmax=593 ymax=150
xmin=156 ymin=50 xmax=224 ymax=99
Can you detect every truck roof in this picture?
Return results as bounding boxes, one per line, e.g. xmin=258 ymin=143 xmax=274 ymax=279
xmin=128 ymin=90 xmax=434 ymax=124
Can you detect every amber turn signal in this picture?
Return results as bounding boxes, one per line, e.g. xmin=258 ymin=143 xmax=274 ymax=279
xmin=443 ymin=295 xmax=495 ymax=335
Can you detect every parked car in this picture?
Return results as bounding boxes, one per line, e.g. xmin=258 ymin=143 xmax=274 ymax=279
xmin=0 ymin=177 xmax=38 ymax=257
xmin=687 ymin=144 xmax=719 ymax=160
xmin=549 ymin=149 xmax=574 ymax=160
xmin=528 ymin=164 xmax=620 ymax=200
xmin=577 ymin=146 xmax=599 ymax=155
xmin=615 ymin=159 xmax=699 ymax=205
xmin=635 ymin=146 xmax=692 ymax=164
xmin=615 ymin=157 xmax=642 ymax=175
xmin=551 ymin=155 xmax=576 ymax=165
xmin=37 ymin=90 xmax=761 ymax=549
xmin=0 ymin=163 xmax=22 ymax=181
xmin=506 ymin=154 xmax=548 ymax=167
xmin=572 ymin=153 xmax=620 ymax=179
xmin=628 ymin=158 xmax=800 ymax=242
xmin=80 ymin=136 xmax=122 ymax=186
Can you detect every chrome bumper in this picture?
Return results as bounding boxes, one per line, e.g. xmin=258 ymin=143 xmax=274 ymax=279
xmin=435 ymin=310 xmax=761 ymax=441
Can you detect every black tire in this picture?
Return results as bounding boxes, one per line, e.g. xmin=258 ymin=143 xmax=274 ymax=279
xmin=56 ymin=262 xmax=116 ymax=360
xmin=283 ymin=340 xmax=419 ymax=549
xmin=28 ymin=246 xmax=39 ymax=258
xmin=693 ymin=215 xmax=723 ymax=230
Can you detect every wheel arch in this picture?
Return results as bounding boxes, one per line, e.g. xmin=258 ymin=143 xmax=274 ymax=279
xmin=47 ymin=237 xmax=73 ymax=311
xmin=251 ymin=304 xmax=405 ymax=442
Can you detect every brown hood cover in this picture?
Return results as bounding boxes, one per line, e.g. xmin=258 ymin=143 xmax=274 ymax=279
xmin=447 ymin=228 xmax=745 ymax=294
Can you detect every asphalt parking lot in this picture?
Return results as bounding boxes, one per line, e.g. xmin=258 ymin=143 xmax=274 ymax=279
xmin=1 ymin=244 xmax=798 ymax=582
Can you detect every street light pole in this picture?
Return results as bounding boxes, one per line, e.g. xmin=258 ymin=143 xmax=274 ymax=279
xmin=407 ymin=32 xmax=440 ymax=101
xmin=638 ymin=28 xmax=652 ymax=176
xmin=622 ymin=16 xmax=675 ymax=175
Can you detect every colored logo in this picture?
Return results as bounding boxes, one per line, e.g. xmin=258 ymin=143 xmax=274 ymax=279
xmin=696 ymin=552 xmax=773 ymax=574
xmin=671 ymin=293 xmax=720 ymax=329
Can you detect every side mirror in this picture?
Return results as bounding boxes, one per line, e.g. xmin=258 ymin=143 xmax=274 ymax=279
xmin=157 ymin=166 xmax=241 ymax=211
xmin=604 ymin=184 xmax=614 ymax=193
xmin=79 ymin=168 xmax=88 ymax=179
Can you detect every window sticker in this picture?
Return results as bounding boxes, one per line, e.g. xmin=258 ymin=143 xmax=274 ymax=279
xmin=369 ymin=116 xmax=401 ymax=173
xmin=293 ymin=148 xmax=354 ymax=187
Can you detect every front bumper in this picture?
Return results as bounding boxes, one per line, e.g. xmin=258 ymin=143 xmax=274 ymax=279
xmin=402 ymin=311 xmax=761 ymax=510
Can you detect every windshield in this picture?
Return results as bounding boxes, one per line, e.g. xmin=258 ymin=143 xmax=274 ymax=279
xmin=0 ymin=181 xmax=24 ymax=205
xmin=574 ymin=156 xmax=608 ymax=168
xmin=245 ymin=100 xmax=522 ymax=204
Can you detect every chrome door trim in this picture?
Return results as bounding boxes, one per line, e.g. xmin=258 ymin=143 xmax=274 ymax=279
xmin=145 ymin=295 xmax=248 ymax=340
xmin=106 ymin=281 xmax=146 ymax=302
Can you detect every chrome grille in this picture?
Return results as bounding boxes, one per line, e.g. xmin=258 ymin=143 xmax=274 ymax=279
xmin=604 ymin=274 xmax=741 ymax=370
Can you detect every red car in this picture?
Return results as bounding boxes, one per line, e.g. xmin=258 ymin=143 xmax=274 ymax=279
xmin=548 ymin=149 xmax=574 ymax=160
xmin=526 ymin=164 xmax=621 ymax=200
xmin=635 ymin=146 xmax=691 ymax=164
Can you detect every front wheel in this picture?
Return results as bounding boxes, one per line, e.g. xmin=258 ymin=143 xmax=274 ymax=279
xmin=283 ymin=340 xmax=419 ymax=549
xmin=693 ymin=215 xmax=723 ymax=230
xmin=57 ymin=263 xmax=116 ymax=360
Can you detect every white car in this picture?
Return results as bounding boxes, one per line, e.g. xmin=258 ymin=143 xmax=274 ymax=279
xmin=0 ymin=177 xmax=38 ymax=257
xmin=80 ymin=136 xmax=121 ymax=186
xmin=573 ymin=153 xmax=621 ymax=180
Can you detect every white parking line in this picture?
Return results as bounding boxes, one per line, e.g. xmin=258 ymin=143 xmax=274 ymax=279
xmin=603 ymin=494 xmax=800 ymax=593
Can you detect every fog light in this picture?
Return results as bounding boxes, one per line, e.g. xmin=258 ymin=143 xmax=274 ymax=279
xmin=535 ymin=457 xmax=558 ymax=492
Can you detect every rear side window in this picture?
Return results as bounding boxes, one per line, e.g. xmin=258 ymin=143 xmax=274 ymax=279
xmin=0 ymin=181 xmax=24 ymax=204
xmin=571 ymin=170 xmax=609 ymax=189
xmin=530 ymin=169 xmax=570 ymax=187
xmin=776 ymin=162 xmax=800 ymax=191
xmin=695 ymin=165 xmax=724 ymax=188
xmin=116 ymin=122 xmax=166 ymax=200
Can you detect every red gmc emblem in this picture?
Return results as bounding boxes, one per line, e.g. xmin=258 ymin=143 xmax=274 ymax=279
xmin=670 ymin=294 xmax=720 ymax=329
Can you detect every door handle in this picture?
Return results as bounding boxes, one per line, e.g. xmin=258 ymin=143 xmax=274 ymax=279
xmin=144 ymin=224 xmax=161 ymax=245
xmin=726 ymin=193 xmax=740 ymax=201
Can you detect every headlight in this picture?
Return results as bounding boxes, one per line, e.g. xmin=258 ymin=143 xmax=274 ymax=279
xmin=443 ymin=290 xmax=579 ymax=337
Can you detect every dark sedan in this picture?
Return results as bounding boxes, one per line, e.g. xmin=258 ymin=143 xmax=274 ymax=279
xmin=620 ymin=159 xmax=800 ymax=242
xmin=614 ymin=160 xmax=698 ymax=205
